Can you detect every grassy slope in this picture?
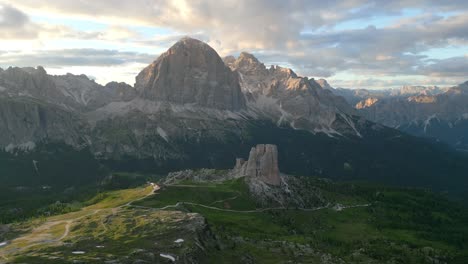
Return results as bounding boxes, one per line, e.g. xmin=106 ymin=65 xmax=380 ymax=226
xmin=135 ymin=177 xmax=468 ymax=263
xmin=0 ymin=172 xmax=161 ymax=224
xmin=1 ymin=185 xmax=211 ymax=263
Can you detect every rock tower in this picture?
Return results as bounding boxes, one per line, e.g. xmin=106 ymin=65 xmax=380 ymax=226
xmin=233 ymin=144 xmax=281 ymax=186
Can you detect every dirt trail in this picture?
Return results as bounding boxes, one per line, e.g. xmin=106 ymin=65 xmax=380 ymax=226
xmin=129 ymin=200 xmax=370 ymax=214
xmin=57 ymin=221 xmax=72 ymax=241
xmin=0 ymin=185 xmax=156 ymax=259
xmin=209 ymin=195 xmax=239 ymax=206
xmin=166 ymin=184 xmax=218 ymax=188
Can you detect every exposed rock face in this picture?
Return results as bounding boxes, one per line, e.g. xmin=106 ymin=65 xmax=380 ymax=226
xmin=394 ymin=85 xmax=447 ymax=97
xmin=224 ymin=52 xmax=358 ymax=136
xmin=0 ymin=97 xmax=88 ymax=147
xmin=316 ymin=78 xmax=333 ymax=90
xmin=0 ymin=67 xmax=136 ymax=112
xmin=0 ymin=67 xmax=137 ymax=148
xmin=163 ymin=169 xmax=231 ymax=185
xmin=135 ymin=37 xmax=246 ymax=111
xmin=103 ymin=81 xmax=137 ymax=102
xmin=355 ymin=97 xmax=379 ymax=109
xmin=233 ymin=144 xmax=281 ymax=186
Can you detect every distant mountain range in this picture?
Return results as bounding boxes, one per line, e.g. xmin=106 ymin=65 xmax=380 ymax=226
xmin=1 ymin=37 xmax=468 ymax=200
xmin=323 ymin=80 xmax=468 ymax=152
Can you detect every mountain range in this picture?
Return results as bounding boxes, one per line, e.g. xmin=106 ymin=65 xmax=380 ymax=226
xmin=1 ymin=37 xmax=468 ymax=200
xmin=323 ymin=80 xmax=468 ymax=152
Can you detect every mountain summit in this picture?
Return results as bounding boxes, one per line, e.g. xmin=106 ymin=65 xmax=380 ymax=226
xmin=135 ymin=37 xmax=246 ymax=111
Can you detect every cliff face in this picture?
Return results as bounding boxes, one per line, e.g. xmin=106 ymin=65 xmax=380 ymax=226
xmin=224 ymin=52 xmax=357 ymax=136
xmin=135 ymin=37 xmax=246 ymax=111
xmin=0 ymin=97 xmax=88 ymax=148
xmin=233 ymin=144 xmax=281 ymax=186
xmin=355 ymin=97 xmax=379 ymax=109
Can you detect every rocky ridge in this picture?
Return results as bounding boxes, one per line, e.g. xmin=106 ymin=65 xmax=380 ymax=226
xmin=328 ymin=84 xmax=449 ymax=107
xmin=225 ymin=52 xmax=358 ymax=136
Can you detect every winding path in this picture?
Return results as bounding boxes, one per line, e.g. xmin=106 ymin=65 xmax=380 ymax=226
xmin=128 ymin=199 xmax=370 ymax=214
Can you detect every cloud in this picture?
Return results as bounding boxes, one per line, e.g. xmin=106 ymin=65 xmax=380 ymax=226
xmin=0 ymin=3 xmax=145 ymax=44
xmin=279 ymin=12 xmax=468 ymax=78
xmin=0 ymin=3 xmax=38 ymax=39
xmin=0 ymin=49 xmax=155 ymax=68
xmin=328 ymin=76 xmax=468 ymax=90
xmin=421 ymin=56 xmax=468 ymax=77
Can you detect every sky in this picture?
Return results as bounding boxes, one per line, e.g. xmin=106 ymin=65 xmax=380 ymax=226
xmin=0 ymin=0 xmax=467 ymax=89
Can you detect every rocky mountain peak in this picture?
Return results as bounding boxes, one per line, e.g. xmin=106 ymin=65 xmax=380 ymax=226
xmin=135 ymin=37 xmax=246 ymax=111
xmin=1 ymin=66 xmax=58 ymax=98
xmin=224 ymin=52 xmax=268 ymax=78
xmin=316 ymin=79 xmax=332 ymax=90
xmin=103 ymin=82 xmax=136 ymax=102
xmin=233 ymin=144 xmax=281 ymax=186
xmin=238 ymin=52 xmax=262 ymax=65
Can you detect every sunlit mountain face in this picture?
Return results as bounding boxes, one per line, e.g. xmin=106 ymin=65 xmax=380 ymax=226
xmin=1 ymin=1 xmax=468 ymax=263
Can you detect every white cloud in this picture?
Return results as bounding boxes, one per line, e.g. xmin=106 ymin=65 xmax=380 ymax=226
xmin=0 ymin=48 xmax=155 ymax=67
xmin=45 ymin=63 xmax=148 ymax=85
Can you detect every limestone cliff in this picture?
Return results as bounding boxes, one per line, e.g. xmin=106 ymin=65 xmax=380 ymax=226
xmin=135 ymin=37 xmax=246 ymax=111
xmin=224 ymin=52 xmax=358 ymax=136
xmin=233 ymin=144 xmax=281 ymax=186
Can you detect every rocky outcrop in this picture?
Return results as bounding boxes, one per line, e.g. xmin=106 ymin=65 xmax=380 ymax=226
xmin=233 ymin=144 xmax=281 ymax=186
xmin=135 ymin=37 xmax=246 ymax=111
xmin=163 ymin=169 xmax=231 ymax=184
xmin=355 ymin=97 xmax=379 ymax=109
